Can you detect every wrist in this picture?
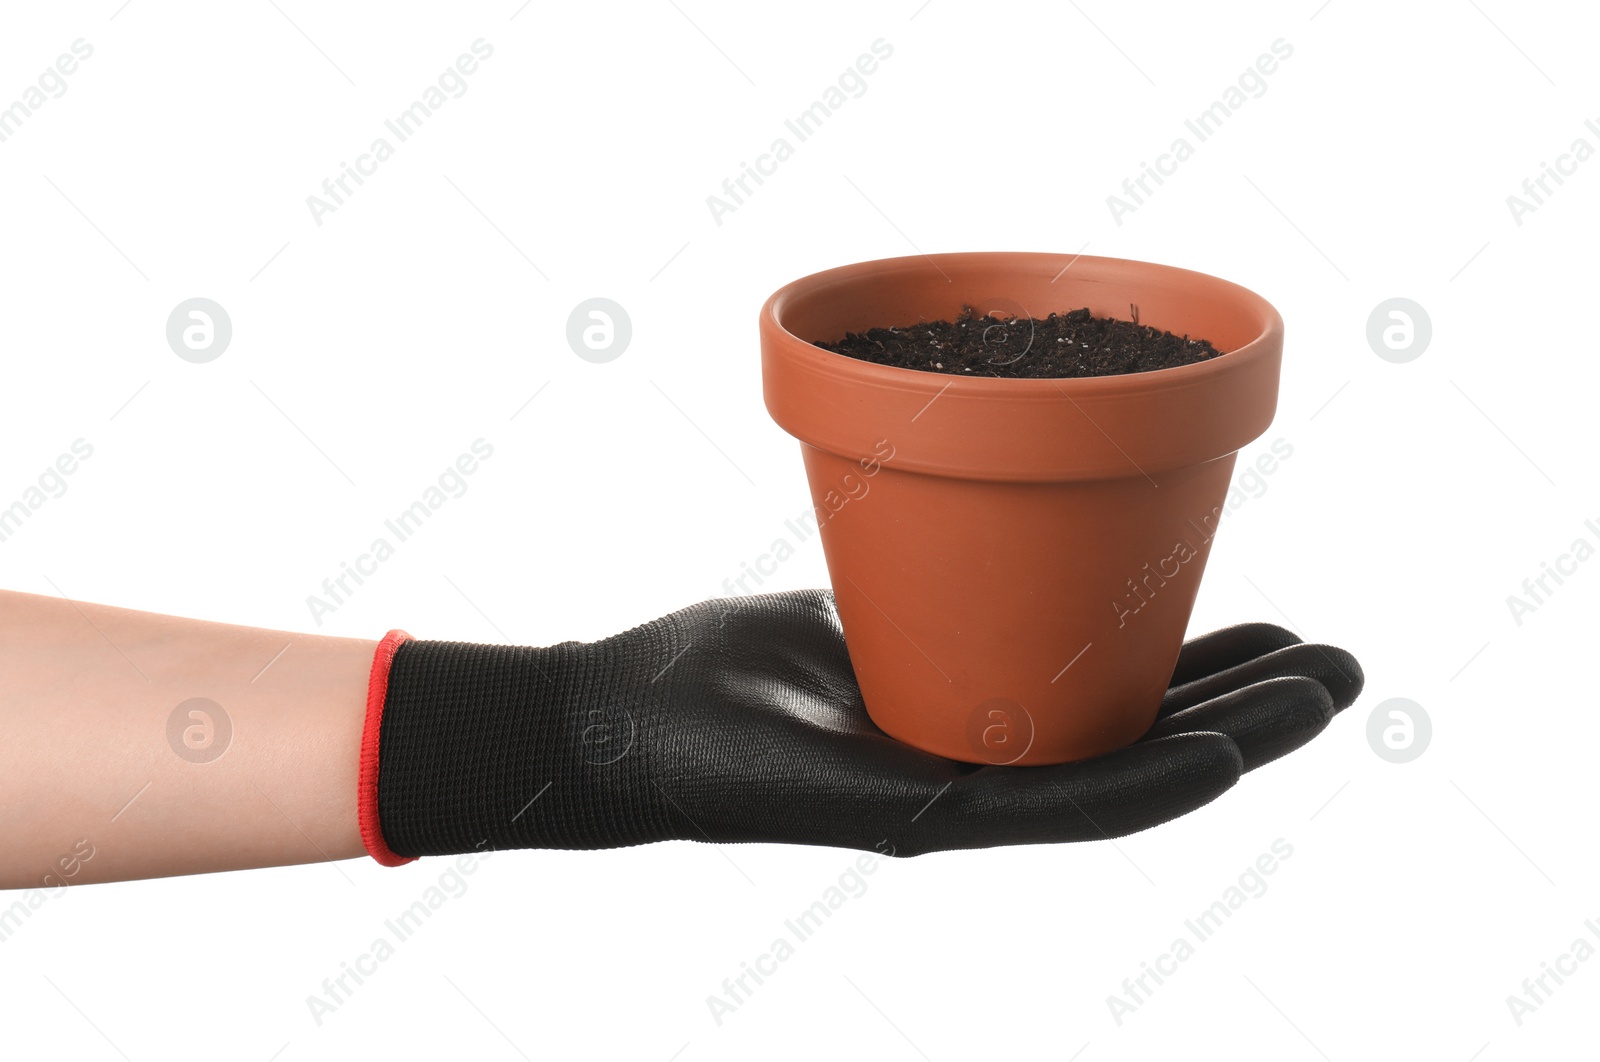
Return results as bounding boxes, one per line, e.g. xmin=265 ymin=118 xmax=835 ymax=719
xmin=359 ymin=625 xmax=680 ymax=862
xmin=358 ymin=628 xmax=416 ymax=866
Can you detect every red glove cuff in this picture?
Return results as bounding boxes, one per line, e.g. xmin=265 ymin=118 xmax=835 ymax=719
xmin=359 ymin=628 xmax=417 ymax=867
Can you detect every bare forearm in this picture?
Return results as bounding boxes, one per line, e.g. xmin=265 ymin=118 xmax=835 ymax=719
xmin=0 ymin=589 xmax=376 ymax=887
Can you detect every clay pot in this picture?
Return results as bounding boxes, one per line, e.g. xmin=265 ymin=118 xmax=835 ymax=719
xmin=760 ymin=252 xmax=1283 ymax=765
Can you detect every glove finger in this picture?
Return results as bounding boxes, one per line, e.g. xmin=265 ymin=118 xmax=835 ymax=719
xmin=1143 ymin=676 xmax=1334 ymax=772
xmin=1159 ymin=642 xmax=1364 ymax=719
xmin=929 ymin=732 xmax=1242 ymax=850
xmin=1170 ymin=622 xmax=1301 ymax=687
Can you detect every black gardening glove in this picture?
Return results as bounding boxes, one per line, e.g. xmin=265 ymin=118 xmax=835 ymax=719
xmin=372 ymin=590 xmax=1362 ymax=859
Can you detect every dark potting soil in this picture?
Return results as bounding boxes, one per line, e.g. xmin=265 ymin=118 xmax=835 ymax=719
xmin=815 ymin=305 xmax=1223 ymax=379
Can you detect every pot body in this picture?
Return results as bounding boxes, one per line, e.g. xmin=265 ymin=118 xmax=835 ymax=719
xmin=761 ymin=252 xmax=1283 ymax=765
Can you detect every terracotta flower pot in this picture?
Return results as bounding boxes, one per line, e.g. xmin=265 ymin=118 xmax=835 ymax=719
xmin=760 ymin=252 xmax=1283 ymax=766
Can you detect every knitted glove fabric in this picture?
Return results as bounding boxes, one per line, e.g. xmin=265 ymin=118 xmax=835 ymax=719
xmin=364 ymin=589 xmax=1362 ymax=862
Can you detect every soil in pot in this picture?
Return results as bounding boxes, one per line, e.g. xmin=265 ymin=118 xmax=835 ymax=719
xmin=815 ymin=305 xmax=1221 ymax=379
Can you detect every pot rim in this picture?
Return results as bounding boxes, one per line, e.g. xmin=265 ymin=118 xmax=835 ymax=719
xmin=760 ymin=250 xmax=1283 ymax=398
xmin=760 ymin=251 xmax=1286 ymax=481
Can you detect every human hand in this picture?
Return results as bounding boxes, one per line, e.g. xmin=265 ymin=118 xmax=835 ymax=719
xmin=368 ymin=590 xmax=1362 ymax=861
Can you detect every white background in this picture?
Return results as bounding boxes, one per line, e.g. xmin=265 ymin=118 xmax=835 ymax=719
xmin=1 ymin=1 xmax=1595 ymax=1058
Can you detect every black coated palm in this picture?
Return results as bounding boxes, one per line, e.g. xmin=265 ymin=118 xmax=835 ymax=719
xmin=376 ymin=590 xmax=1364 ymax=859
